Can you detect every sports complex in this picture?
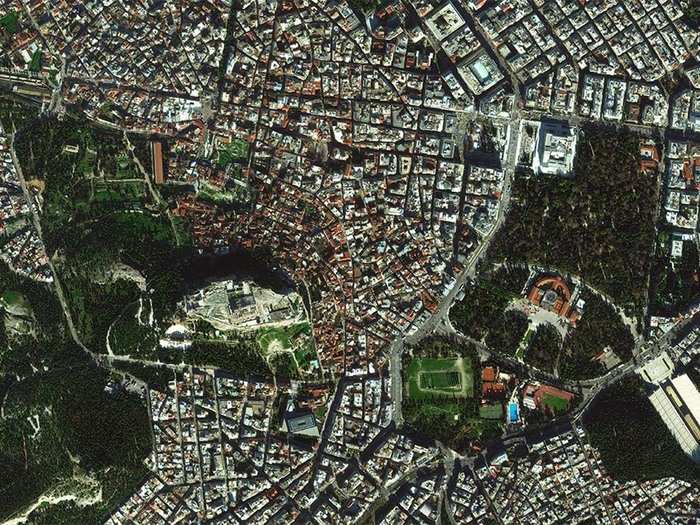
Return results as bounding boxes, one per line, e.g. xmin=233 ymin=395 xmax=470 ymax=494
xmin=406 ymin=357 xmax=474 ymax=400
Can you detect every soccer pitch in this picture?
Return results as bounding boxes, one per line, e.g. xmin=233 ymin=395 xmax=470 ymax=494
xmin=406 ymin=357 xmax=474 ymax=400
xmin=541 ymin=393 xmax=569 ymax=413
xmin=421 ymin=370 xmax=461 ymax=389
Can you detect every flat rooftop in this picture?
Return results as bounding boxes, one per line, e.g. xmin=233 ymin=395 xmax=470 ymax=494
xmin=639 ymin=351 xmax=674 ymax=384
xmin=649 ymin=373 xmax=700 ymax=462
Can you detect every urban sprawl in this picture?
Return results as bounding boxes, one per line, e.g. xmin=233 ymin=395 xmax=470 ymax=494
xmin=0 ymin=0 xmax=699 ymax=523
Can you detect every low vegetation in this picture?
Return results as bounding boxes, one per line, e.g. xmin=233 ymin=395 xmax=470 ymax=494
xmin=0 ymin=111 xmax=189 ymax=515
xmin=347 ymin=0 xmax=383 ymax=13
xmin=257 ymin=323 xmax=310 ymax=353
xmin=28 ymin=49 xmax=42 ymax=72
xmin=685 ymin=0 xmax=700 ymax=26
xmin=0 ymin=94 xmax=39 ymax=131
xmin=450 ymin=262 xmax=634 ymax=380
xmin=107 ymin=300 xmax=159 ymax=358
xmin=0 ymin=11 xmax=19 ymax=34
xmin=111 ymin=360 xmax=179 ymax=393
xmin=257 ymin=323 xmax=317 ymax=377
xmin=406 ymin=357 xmax=473 ymax=399
xmin=13 ymin=115 xmax=192 ymax=352
xmin=184 ymin=338 xmax=271 ymax=377
xmin=0 ymin=261 xmax=62 ymax=337
xmin=269 ymin=352 xmax=300 ymax=379
xmin=217 ymin=138 xmax=248 ymax=167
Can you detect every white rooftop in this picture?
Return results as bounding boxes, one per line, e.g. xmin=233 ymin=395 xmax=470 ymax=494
xmin=639 ymin=351 xmax=674 ymax=384
xmin=672 ymin=374 xmax=700 ymax=429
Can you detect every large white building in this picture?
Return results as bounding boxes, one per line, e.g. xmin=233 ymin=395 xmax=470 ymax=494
xmin=531 ymin=120 xmax=577 ymax=176
xmin=648 ymin=373 xmax=700 ymax=463
xmin=640 ymin=352 xmax=674 ymax=383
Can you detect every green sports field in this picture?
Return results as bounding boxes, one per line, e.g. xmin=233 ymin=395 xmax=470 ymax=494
xmin=542 ymin=393 xmax=569 ymax=413
xmin=421 ymin=370 xmax=460 ymax=389
xmin=479 ymin=403 xmax=503 ymax=420
xmin=406 ymin=357 xmax=474 ymax=400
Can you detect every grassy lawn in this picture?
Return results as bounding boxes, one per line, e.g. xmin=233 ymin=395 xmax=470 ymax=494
xmin=1 ymin=289 xmax=26 ymax=307
xmin=419 ymin=357 xmax=458 ymax=372
xmin=92 ymin=179 xmax=145 ymax=203
xmin=313 ymin=405 xmax=327 ymax=422
xmin=0 ymin=11 xmax=19 ymax=34
xmin=479 ymin=403 xmax=503 ymax=420
xmin=217 ymin=139 xmax=249 ymax=167
xmin=257 ymin=327 xmax=292 ymax=351
xmin=256 ymin=322 xmax=318 ymax=376
xmin=197 ymin=181 xmax=239 ymax=205
xmin=114 ymin=155 xmax=138 ymax=179
xmin=421 ymin=370 xmax=460 ymax=389
xmin=541 ymin=393 xmax=569 ymax=413
xmin=406 ymin=357 xmax=473 ymax=400
xmin=28 ymin=50 xmax=42 ymax=72
xmin=288 ymin=323 xmax=310 ymax=337
xmin=515 ymin=327 xmax=533 ymax=360
xmin=294 ymin=343 xmax=316 ymax=369
xmin=401 ymin=336 xmax=499 ymax=450
xmin=463 ymin=417 xmax=502 ymax=440
xmin=257 ymin=323 xmax=311 ymax=353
